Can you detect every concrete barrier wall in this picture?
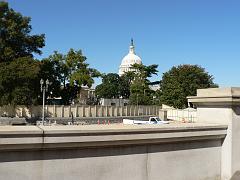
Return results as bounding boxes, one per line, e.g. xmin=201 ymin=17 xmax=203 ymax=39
xmin=164 ymin=108 xmax=197 ymax=122
xmin=0 ymin=105 xmax=163 ymax=119
xmin=188 ymin=87 xmax=240 ymax=179
xmin=0 ymin=124 xmax=226 ymax=180
xmin=2 ymin=87 xmax=240 ymax=180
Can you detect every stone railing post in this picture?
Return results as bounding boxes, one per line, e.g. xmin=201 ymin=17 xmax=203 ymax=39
xmin=94 ymin=106 xmax=97 ymax=117
xmin=110 ymin=106 xmax=113 ymax=117
xmin=188 ymin=87 xmax=240 ymax=180
xmin=88 ymin=106 xmax=91 ymax=117
xmin=106 ymin=106 xmax=109 ymax=117
xmin=119 ymin=106 xmax=122 ymax=116
xmin=79 ymin=106 xmax=84 ymax=117
xmin=69 ymin=106 xmax=71 ymax=117
xmin=99 ymin=106 xmax=103 ymax=117
xmin=61 ymin=105 xmax=64 ymax=118
xmin=75 ymin=106 xmax=78 ymax=117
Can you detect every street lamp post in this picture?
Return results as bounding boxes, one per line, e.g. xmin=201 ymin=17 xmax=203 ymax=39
xmin=40 ymin=79 xmax=49 ymax=125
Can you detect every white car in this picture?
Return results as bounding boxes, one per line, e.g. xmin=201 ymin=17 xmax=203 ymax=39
xmin=123 ymin=117 xmax=169 ymax=125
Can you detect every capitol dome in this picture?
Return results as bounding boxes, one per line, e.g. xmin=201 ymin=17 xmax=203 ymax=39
xmin=119 ymin=39 xmax=142 ymax=76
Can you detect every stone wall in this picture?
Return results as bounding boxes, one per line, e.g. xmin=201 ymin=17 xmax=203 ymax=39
xmin=188 ymin=87 xmax=240 ymax=179
xmin=2 ymin=87 xmax=240 ymax=179
xmin=0 ymin=105 xmax=162 ymax=119
xmin=163 ymin=107 xmax=197 ymax=122
xmin=0 ymin=124 xmax=226 ymax=180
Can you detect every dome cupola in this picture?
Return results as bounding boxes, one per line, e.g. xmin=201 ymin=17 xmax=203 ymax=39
xmin=119 ymin=39 xmax=142 ymax=76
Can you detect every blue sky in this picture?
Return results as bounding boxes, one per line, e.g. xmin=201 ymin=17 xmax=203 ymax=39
xmin=7 ymin=0 xmax=240 ymax=86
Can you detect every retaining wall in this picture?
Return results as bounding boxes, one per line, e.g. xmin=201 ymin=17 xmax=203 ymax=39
xmin=0 ymin=105 xmax=163 ymax=119
xmin=0 ymin=124 xmax=226 ymax=180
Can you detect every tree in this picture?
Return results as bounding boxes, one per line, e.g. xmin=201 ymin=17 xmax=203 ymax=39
xmin=119 ymin=72 xmax=134 ymax=99
xmin=128 ymin=63 xmax=159 ymax=105
xmin=95 ymin=72 xmax=135 ymax=100
xmin=95 ymin=73 xmax=120 ymax=99
xmin=0 ymin=2 xmax=45 ymax=62
xmin=41 ymin=49 xmax=100 ymax=104
xmin=0 ymin=57 xmax=40 ymax=105
xmin=159 ymin=64 xmax=218 ymax=109
xmin=129 ymin=80 xmax=153 ymax=105
xmin=38 ymin=55 xmax=62 ymax=103
xmin=0 ymin=2 xmax=45 ymax=105
xmin=67 ymin=49 xmax=101 ymax=88
xmin=131 ymin=63 xmax=158 ymax=80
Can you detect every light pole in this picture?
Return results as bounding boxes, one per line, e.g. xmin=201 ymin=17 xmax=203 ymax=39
xmin=40 ymin=79 xmax=49 ymax=125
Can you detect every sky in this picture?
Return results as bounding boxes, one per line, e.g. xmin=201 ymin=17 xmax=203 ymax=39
xmin=7 ymin=0 xmax=240 ymax=87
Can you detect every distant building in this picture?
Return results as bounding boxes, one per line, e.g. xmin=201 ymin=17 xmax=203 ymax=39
xmin=99 ymin=98 xmax=129 ymax=106
xmin=47 ymin=97 xmax=62 ymax=105
xmin=119 ymin=39 xmax=142 ymax=76
xmin=149 ymin=84 xmax=160 ymax=91
xmin=77 ymin=86 xmax=95 ymax=105
xmin=119 ymin=39 xmax=160 ymax=91
xmin=77 ymin=39 xmax=160 ymax=106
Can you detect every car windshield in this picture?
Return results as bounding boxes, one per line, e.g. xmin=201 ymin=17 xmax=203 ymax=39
xmin=153 ymin=117 xmax=160 ymax=121
xmin=150 ymin=117 xmax=159 ymax=123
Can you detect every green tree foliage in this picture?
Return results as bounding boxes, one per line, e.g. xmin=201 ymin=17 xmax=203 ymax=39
xmin=159 ymin=64 xmax=218 ymax=109
xmin=0 ymin=2 xmax=45 ymax=62
xmin=95 ymin=73 xmax=120 ymax=99
xmin=41 ymin=49 xmax=100 ymax=104
xmin=0 ymin=2 xmax=101 ymax=106
xmin=67 ymin=49 xmax=101 ymax=88
xmin=131 ymin=63 xmax=158 ymax=80
xmin=119 ymin=72 xmax=134 ymax=98
xmin=95 ymin=72 xmax=134 ymax=99
xmin=38 ymin=54 xmax=62 ymax=102
xmin=0 ymin=57 xmax=40 ymax=105
xmin=96 ymin=64 xmax=158 ymax=104
xmin=129 ymin=64 xmax=158 ymax=105
xmin=129 ymin=80 xmax=153 ymax=105
xmin=0 ymin=2 xmax=45 ymax=105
